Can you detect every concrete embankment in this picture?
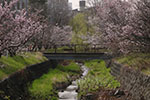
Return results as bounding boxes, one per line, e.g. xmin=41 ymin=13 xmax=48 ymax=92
xmin=110 ymin=61 xmax=150 ymax=100
xmin=0 ymin=60 xmax=59 ymax=100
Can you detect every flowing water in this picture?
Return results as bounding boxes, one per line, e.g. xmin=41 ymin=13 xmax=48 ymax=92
xmin=58 ymin=63 xmax=89 ymax=100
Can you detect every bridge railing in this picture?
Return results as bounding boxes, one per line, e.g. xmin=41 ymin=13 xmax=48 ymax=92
xmin=46 ymin=44 xmax=107 ymax=53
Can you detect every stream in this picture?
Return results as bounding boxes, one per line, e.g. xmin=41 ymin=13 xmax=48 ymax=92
xmin=58 ymin=62 xmax=89 ymax=100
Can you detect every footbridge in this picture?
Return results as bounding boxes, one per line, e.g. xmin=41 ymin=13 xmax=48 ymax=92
xmin=43 ymin=44 xmax=112 ymax=60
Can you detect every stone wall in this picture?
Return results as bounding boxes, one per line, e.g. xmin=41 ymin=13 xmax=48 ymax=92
xmin=110 ymin=61 xmax=150 ymax=100
xmin=0 ymin=60 xmax=58 ymax=100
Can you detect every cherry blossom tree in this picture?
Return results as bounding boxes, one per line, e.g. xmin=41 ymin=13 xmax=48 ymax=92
xmin=0 ymin=0 xmax=43 ymax=56
xmin=43 ymin=25 xmax=73 ymax=48
xmin=94 ymin=0 xmax=150 ymax=55
xmin=29 ymin=0 xmax=47 ymax=17
xmin=130 ymin=0 xmax=150 ymax=53
xmin=95 ymin=0 xmax=132 ymax=54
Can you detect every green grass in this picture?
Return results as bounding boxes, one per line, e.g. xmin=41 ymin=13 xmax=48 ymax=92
xmin=0 ymin=52 xmax=47 ymax=80
xmin=78 ymin=60 xmax=120 ymax=98
xmin=116 ymin=53 xmax=150 ymax=75
xmin=28 ymin=61 xmax=80 ymax=100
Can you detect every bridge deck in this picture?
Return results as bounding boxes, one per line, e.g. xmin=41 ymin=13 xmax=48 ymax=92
xmin=44 ymin=53 xmax=112 ymax=60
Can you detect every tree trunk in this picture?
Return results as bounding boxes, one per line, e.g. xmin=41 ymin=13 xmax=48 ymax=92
xmin=8 ymin=49 xmax=16 ymax=57
xmin=0 ymin=52 xmax=2 ymax=58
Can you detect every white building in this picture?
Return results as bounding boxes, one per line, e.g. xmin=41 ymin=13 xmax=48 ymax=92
xmin=79 ymin=0 xmax=86 ymax=11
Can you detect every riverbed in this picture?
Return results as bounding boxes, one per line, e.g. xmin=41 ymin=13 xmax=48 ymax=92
xmin=58 ymin=62 xmax=89 ymax=100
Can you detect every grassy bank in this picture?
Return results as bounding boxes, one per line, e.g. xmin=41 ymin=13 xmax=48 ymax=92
xmin=116 ymin=53 xmax=150 ymax=75
xmin=28 ymin=61 xmax=80 ymax=100
xmin=78 ymin=60 xmax=120 ymax=98
xmin=0 ymin=52 xmax=47 ymax=80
